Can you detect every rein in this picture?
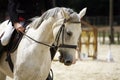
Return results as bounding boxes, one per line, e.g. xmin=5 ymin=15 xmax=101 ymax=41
xmin=20 ymin=19 xmax=79 ymax=49
xmin=21 ymin=31 xmax=53 ymax=47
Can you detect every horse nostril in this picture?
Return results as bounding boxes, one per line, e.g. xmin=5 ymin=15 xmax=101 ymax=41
xmin=64 ymin=60 xmax=72 ymax=66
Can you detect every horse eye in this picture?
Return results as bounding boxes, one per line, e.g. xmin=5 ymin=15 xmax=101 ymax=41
xmin=67 ymin=31 xmax=72 ymax=36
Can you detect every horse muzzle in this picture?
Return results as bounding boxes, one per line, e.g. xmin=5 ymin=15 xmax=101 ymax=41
xmin=59 ymin=55 xmax=73 ymax=66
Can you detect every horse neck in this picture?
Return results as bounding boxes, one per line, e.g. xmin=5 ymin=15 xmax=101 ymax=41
xmin=33 ymin=17 xmax=55 ymax=45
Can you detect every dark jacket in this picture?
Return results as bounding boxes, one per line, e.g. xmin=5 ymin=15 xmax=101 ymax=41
xmin=8 ymin=0 xmax=53 ymax=24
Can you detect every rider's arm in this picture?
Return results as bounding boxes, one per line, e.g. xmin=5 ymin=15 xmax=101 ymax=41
xmin=8 ymin=0 xmax=25 ymax=32
xmin=8 ymin=0 xmax=19 ymax=24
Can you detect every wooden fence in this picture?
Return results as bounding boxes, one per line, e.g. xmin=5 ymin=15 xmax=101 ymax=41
xmin=77 ymin=21 xmax=98 ymax=59
xmin=77 ymin=21 xmax=120 ymax=61
xmin=98 ymin=26 xmax=120 ymax=44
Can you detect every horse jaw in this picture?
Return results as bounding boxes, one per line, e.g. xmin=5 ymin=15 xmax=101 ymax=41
xmin=78 ymin=7 xmax=87 ymax=20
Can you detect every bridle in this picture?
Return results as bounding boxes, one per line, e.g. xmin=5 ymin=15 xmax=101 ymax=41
xmin=21 ymin=19 xmax=80 ymax=50
xmin=53 ymin=19 xmax=78 ymax=49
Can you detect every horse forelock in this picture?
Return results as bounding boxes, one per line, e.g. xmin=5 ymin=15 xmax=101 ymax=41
xmin=29 ymin=7 xmax=79 ymax=29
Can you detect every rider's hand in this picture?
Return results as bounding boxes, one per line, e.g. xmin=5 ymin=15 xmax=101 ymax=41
xmin=14 ymin=22 xmax=25 ymax=33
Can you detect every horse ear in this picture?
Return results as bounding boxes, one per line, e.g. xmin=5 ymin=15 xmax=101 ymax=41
xmin=58 ymin=9 xmax=70 ymax=20
xmin=78 ymin=7 xmax=87 ymax=19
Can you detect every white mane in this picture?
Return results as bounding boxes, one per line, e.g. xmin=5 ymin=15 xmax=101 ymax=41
xmin=30 ymin=7 xmax=80 ymax=29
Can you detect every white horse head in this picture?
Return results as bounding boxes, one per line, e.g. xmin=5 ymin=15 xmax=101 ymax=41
xmin=52 ymin=7 xmax=87 ymax=65
xmin=0 ymin=7 xmax=86 ymax=80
